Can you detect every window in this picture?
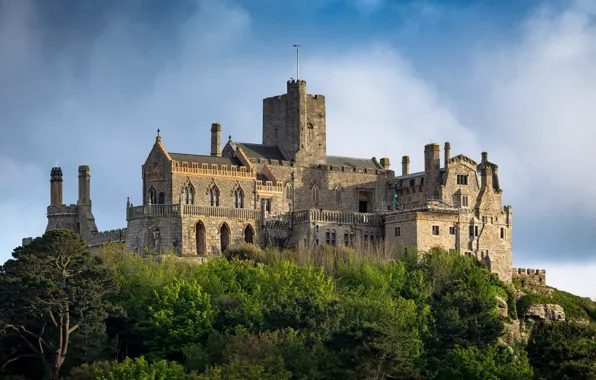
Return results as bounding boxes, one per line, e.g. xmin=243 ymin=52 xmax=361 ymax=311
xmin=334 ymin=187 xmax=342 ymax=205
xmin=184 ymin=185 xmax=195 ymax=205
xmin=469 ymin=225 xmax=479 ymax=237
xmin=233 ymin=187 xmax=244 ymax=209
xmin=449 ymin=226 xmax=455 ymax=235
xmin=209 ymin=185 xmax=220 ymax=206
xmin=500 ymin=227 xmax=505 ymax=239
xmin=462 ymin=195 xmax=469 ymax=208
xmin=331 ymin=230 xmax=336 ymax=246
xmin=432 ymin=226 xmax=440 ymax=236
xmin=409 ymin=179 xmax=415 ymax=187
xmin=312 ymin=184 xmax=319 ymax=203
xmin=264 ymin=198 xmax=271 ymax=213
xmin=457 ymin=174 xmax=469 ymax=185
xmin=475 ymin=226 xmax=479 ymax=236
xmin=344 ymin=232 xmax=350 ymax=246
xmin=285 ymin=183 xmax=292 ymax=200
xmin=395 ymin=226 xmax=401 ymax=237
xmin=325 ymin=230 xmax=330 ymax=245
xmin=158 ymin=192 xmax=165 ymax=205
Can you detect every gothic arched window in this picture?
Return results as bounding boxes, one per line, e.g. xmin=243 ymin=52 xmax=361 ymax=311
xmin=233 ymin=187 xmax=244 ymax=209
xmin=184 ymin=185 xmax=195 ymax=205
xmin=209 ymin=185 xmax=220 ymax=207
xmin=285 ymin=183 xmax=293 ymax=201
xmin=334 ymin=186 xmax=342 ymax=205
xmin=312 ymin=184 xmax=319 ymax=203
xmin=158 ymin=192 xmax=165 ymax=205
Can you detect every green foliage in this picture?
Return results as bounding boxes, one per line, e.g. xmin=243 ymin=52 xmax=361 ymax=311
xmin=527 ymin=322 xmax=596 ymax=379
xmin=0 ymin=229 xmax=118 ymax=379
xmin=437 ymin=344 xmax=534 ymax=379
xmin=69 ymin=356 xmax=200 ymax=380
xmin=2 ymin=238 xmax=589 ymax=379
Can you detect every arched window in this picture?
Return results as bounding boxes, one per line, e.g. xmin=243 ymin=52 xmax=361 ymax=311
xmin=334 ymin=186 xmax=342 ymax=205
xmin=285 ymin=183 xmax=293 ymax=200
xmin=244 ymin=224 xmax=254 ymax=244
xmin=148 ymin=187 xmax=157 ymax=205
xmin=220 ymin=223 xmax=230 ymax=252
xmin=184 ymin=185 xmax=195 ymax=205
xmin=158 ymin=192 xmax=165 ymax=205
xmin=233 ymin=187 xmax=244 ymax=209
xmin=209 ymin=185 xmax=220 ymax=207
xmin=196 ymin=221 xmax=206 ymax=255
xmin=312 ymin=184 xmax=319 ymax=203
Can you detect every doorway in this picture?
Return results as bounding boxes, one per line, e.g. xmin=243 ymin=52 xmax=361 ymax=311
xmin=220 ymin=223 xmax=231 ymax=252
xmin=196 ymin=221 xmax=206 ymax=255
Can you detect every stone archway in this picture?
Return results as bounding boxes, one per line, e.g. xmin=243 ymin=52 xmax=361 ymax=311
xmin=196 ymin=221 xmax=206 ymax=255
xmin=220 ymin=223 xmax=231 ymax=252
xmin=244 ymin=224 xmax=255 ymax=244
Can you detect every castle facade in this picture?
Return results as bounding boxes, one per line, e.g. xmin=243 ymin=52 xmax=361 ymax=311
xmin=28 ymin=79 xmax=527 ymax=283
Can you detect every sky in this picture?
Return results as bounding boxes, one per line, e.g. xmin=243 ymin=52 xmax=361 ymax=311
xmin=1 ymin=0 xmax=595 ymax=298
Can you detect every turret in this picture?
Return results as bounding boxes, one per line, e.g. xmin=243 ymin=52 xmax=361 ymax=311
xmin=50 ymin=167 xmax=63 ymax=206
xmin=401 ymin=156 xmax=410 ymax=176
xmin=211 ymin=122 xmax=222 ymax=157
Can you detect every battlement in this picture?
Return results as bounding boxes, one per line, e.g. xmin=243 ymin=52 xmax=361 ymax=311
xmin=256 ymin=181 xmax=283 ymax=193
xmin=47 ymin=204 xmax=78 ymax=215
xmin=512 ymin=267 xmax=547 ymax=287
xmin=87 ymin=228 xmax=128 ymax=247
xmin=172 ymin=162 xmax=255 ymax=178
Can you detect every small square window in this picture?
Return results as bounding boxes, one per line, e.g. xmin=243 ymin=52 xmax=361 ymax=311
xmin=432 ymin=226 xmax=440 ymax=236
xmin=449 ymin=226 xmax=455 ymax=235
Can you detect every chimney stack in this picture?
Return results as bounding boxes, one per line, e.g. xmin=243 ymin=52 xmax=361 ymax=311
xmin=444 ymin=142 xmax=451 ymax=170
xmin=78 ymin=165 xmax=91 ymax=206
xmin=401 ymin=156 xmax=410 ymax=176
xmin=211 ymin=122 xmax=222 ymax=157
xmin=379 ymin=157 xmax=390 ymax=170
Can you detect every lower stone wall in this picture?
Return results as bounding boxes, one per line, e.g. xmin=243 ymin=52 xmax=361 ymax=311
xmin=125 ymin=215 xmax=183 ymax=255
xmin=181 ymin=215 xmax=260 ymax=256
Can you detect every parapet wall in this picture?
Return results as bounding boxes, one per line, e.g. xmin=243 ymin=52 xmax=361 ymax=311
xmin=512 ymin=267 xmax=546 ymax=287
xmin=87 ymin=228 xmax=128 ymax=247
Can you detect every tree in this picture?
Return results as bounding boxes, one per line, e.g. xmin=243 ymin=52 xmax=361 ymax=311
xmin=0 ymin=229 xmax=118 ymax=380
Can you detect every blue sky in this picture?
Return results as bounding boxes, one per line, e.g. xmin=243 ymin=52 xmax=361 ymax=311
xmin=1 ymin=0 xmax=595 ymax=298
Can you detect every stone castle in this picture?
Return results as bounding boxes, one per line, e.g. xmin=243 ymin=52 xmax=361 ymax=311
xmin=25 ymin=78 xmax=545 ymax=284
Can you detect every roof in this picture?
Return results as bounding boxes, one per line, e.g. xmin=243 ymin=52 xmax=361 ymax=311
xmin=234 ymin=143 xmax=286 ymax=161
xmin=169 ymin=153 xmax=242 ymax=166
xmin=327 ymin=156 xmax=382 ymax=170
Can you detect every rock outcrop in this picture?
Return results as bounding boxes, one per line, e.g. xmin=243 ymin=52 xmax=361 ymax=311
xmin=522 ymin=304 xmax=565 ymax=322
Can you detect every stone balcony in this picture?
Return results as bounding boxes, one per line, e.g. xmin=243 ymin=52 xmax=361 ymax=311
xmin=126 ymin=204 xmax=261 ymax=221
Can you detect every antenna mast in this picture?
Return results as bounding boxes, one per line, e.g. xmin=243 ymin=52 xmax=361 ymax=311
xmin=293 ymin=44 xmax=301 ymax=80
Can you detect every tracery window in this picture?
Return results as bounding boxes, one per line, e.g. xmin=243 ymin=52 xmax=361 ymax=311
xmin=233 ymin=187 xmax=244 ymax=209
xmin=184 ymin=185 xmax=195 ymax=205
xmin=209 ymin=185 xmax=220 ymax=207
xmin=148 ymin=187 xmax=157 ymax=205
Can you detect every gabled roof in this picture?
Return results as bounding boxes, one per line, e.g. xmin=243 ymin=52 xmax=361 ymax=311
xmin=327 ymin=156 xmax=382 ymax=170
xmin=233 ymin=143 xmax=286 ymax=161
xmin=169 ymin=153 xmax=242 ymax=166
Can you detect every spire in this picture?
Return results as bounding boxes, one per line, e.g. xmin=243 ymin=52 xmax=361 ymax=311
xmin=156 ymin=128 xmax=161 ymax=143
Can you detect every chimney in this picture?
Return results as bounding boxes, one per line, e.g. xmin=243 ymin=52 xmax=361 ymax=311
xmin=211 ymin=122 xmax=222 ymax=157
xmin=481 ymin=165 xmax=494 ymax=191
xmin=50 ymin=167 xmax=63 ymax=206
xmin=444 ymin=142 xmax=451 ymax=170
xmin=379 ymin=157 xmax=390 ymax=170
xmin=78 ymin=166 xmax=91 ymax=206
xmin=401 ymin=156 xmax=410 ymax=176
xmin=482 ymin=151 xmax=488 ymax=163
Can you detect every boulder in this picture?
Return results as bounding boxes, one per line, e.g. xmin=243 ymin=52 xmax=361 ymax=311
xmin=496 ymin=296 xmax=508 ymax=318
xmin=523 ymin=304 xmax=565 ymax=322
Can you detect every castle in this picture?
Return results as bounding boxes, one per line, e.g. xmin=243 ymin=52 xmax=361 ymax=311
xmin=24 ymin=78 xmax=544 ymax=284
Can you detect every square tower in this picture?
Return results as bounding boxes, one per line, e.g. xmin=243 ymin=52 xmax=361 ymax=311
xmin=262 ymin=80 xmax=326 ymax=166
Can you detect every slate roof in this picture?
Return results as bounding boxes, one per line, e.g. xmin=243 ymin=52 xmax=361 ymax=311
xmin=169 ymin=153 xmax=242 ymax=166
xmin=234 ymin=143 xmax=286 ymax=161
xmin=395 ymin=168 xmax=446 ymax=180
xmin=327 ymin=156 xmax=382 ymax=170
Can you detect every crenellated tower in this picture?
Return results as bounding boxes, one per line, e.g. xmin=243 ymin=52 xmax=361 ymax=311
xmin=262 ymin=79 xmax=327 ymax=166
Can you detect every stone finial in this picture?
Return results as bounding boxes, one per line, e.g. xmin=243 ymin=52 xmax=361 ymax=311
xmin=156 ymin=128 xmax=161 ymax=143
xmin=126 ymin=197 xmax=130 ymax=208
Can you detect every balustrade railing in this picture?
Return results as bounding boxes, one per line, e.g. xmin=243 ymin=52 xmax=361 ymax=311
xmin=182 ymin=205 xmax=261 ymax=219
xmin=292 ymin=209 xmax=383 ymax=227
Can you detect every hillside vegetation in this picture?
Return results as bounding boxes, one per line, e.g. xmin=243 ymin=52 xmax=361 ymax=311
xmin=1 ymin=230 xmax=595 ymax=379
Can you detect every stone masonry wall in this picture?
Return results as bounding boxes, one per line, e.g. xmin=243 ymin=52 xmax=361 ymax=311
xmin=513 ymin=268 xmax=547 ymax=287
